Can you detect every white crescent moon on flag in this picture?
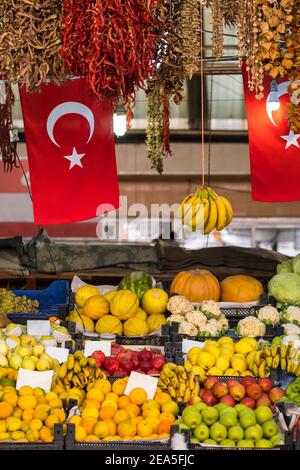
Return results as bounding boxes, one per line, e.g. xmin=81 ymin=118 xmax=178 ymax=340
xmin=46 ymin=101 xmax=95 ymax=147
xmin=266 ymin=81 xmax=290 ymax=126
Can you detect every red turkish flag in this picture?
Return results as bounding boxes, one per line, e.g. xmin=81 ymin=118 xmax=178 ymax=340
xmin=19 ymin=78 xmax=119 ymax=224
xmin=243 ymin=67 xmax=300 ymax=202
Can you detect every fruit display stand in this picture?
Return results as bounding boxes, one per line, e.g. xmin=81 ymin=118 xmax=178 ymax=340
xmin=0 ymin=424 xmax=64 ymax=451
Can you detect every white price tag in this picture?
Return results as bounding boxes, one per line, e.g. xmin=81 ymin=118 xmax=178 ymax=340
xmin=124 ymin=372 xmax=158 ymax=400
xmin=46 ymin=346 xmax=69 ymax=364
xmin=27 ymin=320 xmax=51 ymax=337
xmin=84 ymin=340 xmax=111 ymax=357
xmin=16 ymin=369 xmax=54 ymax=393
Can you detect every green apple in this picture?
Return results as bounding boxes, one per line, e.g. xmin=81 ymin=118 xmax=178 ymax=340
xmin=193 ymin=402 xmax=207 ymax=412
xmin=202 ymin=407 xmax=219 ymax=426
xmin=220 ymin=439 xmax=235 ymax=447
xmin=174 ymin=418 xmax=183 ymax=425
xmin=244 ymin=424 xmax=263 ymax=442
xmin=214 ymin=403 xmax=228 ymax=413
xmin=255 ymin=438 xmax=273 ymax=448
xmin=239 ymin=410 xmax=256 ymax=429
xmin=237 ymin=439 xmax=255 ymax=448
xmin=178 ymin=423 xmax=190 ymax=432
xmin=220 ymin=409 xmax=238 ymax=428
xmin=255 ymin=406 xmax=272 ymax=424
xmin=210 ymin=422 xmax=227 ymax=442
xmin=270 ymin=433 xmax=284 ymax=446
xmin=21 ymin=357 xmax=36 ymax=371
xmin=262 ymin=420 xmax=278 ymax=438
xmin=203 ymin=438 xmax=218 ymax=445
xmin=182 ymin=408 xmax=202 ymax=430
xmin=193 ymin=423 xmax=210 ymax=442
xmin=190 ymin=437 xmax=200 ymax=443
xmin=235 ymin=404 xmax=247 ymax=414
xmin=228 ymin=425 xmax=244 ymax=442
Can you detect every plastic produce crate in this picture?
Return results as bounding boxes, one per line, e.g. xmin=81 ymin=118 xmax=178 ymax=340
xmin=0 ymin=424 xmax=64 ymax=450
xmin=7 ymin=280 xmax=69 ymax=323
xmin=65 ymin=423 xmax=170 ymax=450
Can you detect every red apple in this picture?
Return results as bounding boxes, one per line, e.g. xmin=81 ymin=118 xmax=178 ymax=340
xmin=229 ymin=383 xmax=246 ymax=401
xmin=240 ymin=397 xmax=256 ymax=409
xmin=138 ymin=349 xmax=153 ymax=362
xmin=269 ymin=387 xmax=285 ymax=404
xmin=199 ymin=389 xmax=205 ymax=398
xmin=219 ymin=394 xmax=235 ymax=407
xmin=117 ymin=349 xmax=134 ymax=363
xmin=151 ymin=354 xmax=166 ymax=371
xmin=120 ymin=359 xmax=134 ymax=373
xmin=92 ymin=350 xmax=105 ymax=365
xmin=103 ymin=357 xmax=119 ymax=375
xmin=111 ymin=344 xmax=124 ymax=356
xmin=226 ymin=379 xmax=240 ymax=388
xmin=188 ymin=396 xmax=202 ymax=405
xmin=131 ymin=353 xmax=140 ymax=369
xmin=147 ymin=368 xmax=160 ymax=375
xmin=246 ymin=383 xmax=262 ymax=400
xmin=212 ymin=382 xmax=228 ymax=398
xmin=256 ymin=393 xmax=271 ymax=408
xmin=140 ymin=360 xmax=153 ymax=373
xmin=240 ymin=376 xmax=257 ymax=388
xmin=258 ymin=378 xmax=273 ymax=393
xmin=204 ymin=376 xmax=219 ymax=390
xmin=201 ymin=390 xmax=218 ymax=406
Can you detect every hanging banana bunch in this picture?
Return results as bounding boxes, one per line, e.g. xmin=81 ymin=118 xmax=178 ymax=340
xmin=180 ymin=187 xmax=233 ymax=234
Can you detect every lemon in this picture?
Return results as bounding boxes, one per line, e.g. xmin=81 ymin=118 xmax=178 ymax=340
xmin=215 ymin=356 xmax=230 ymax=372
xmin=204 ymin=340 xmax=219 ymax=348
xmin=219 ymin=347 xmax=234 ymax=358
xmin=197 ymin=351 xmax=215 ymax=370
xmin=235 ymin=340 xmax=255 ymax=355
xmin=218 ymin=337 xmax=234 ymax=346
xmin=240 ymin=337 xmax=258 ymax=350
xmin=240 ymin=370 xmax=254 ymax=376
xmin=231 ymin=355 xmax=247 ymax=374
xmin=207 ymin=367 xmax=223 ymax=375
xmin=188 ymin=353 xmax=199 ymax=366
xmin=203 ymin=345 xmax=220 ymax=359
xmin=224 ymin=368 xmax=239 ymax=376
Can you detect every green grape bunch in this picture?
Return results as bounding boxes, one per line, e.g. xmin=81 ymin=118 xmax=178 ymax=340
xmin=0 ymin=289 xmax=39 ymax=315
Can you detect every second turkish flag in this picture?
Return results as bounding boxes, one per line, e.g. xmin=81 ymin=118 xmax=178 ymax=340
xmin=19 ymin=78 xmax=119 ymax=224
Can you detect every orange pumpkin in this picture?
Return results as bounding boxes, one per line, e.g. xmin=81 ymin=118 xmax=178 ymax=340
xmin=220 ymin=275 xmax=264 ymax=303
xmin=170 ymin=269 xmax=220 ymax=302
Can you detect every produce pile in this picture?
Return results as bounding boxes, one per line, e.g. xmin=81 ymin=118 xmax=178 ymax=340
xmin=0 ymin=289 xmax=39 ymax=316
xmin=69 ymin=282 xmax=168 ymax=338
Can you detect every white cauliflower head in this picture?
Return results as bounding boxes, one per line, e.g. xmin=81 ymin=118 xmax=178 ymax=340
xmin=237 ymin=316 xmax=266 ymax=338
xmin=283 ymin=306 xmax=300 ymax=326
xmin=283 ymin=323 xmax=300 ymax=336
xmin=185 ymin=310 xmax=207 ymax=327
xmin=200 ymin=300 xmax=222 ymax=319
xmin=199 ymin=319 xmax=221 ymax=337
xmin=219 ymin=315 xmax=229 ymax=330
xmin=167 ymin=314 xmax=185 ymax=324
xmin=257 ymin=305 xmax=281 ymax=326
xmin=178 ymin=321 xmax=198 ymax=336
xmin=167 ymin=296 xmax=193 ymax=316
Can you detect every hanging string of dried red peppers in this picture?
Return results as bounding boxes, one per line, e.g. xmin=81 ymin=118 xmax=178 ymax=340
xmin=0 ymin=82 xmax=18 ymax=172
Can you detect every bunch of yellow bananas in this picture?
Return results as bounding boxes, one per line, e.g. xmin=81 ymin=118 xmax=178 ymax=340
xmin=55 ymin=351 xmax=106 ymax=390
xmin=158 ymin=362 xmax=204 ymax=403
xmin=180 ymin=187 xmax=233 ymax=234
xmin=246 ymin=342 xmax=300 ymax=377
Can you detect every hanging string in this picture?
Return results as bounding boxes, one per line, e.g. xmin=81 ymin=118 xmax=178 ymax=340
xmin=200 ymin=4 xmax=205 ymax=188
xmin=207 ymin=75 xmax=213 ymax=187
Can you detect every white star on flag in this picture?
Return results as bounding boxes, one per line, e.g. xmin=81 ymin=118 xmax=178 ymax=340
xmin=64 ymin=147 xmax=85 ymax=169
xmin=281 ymin=130 xmax=300 ymax=149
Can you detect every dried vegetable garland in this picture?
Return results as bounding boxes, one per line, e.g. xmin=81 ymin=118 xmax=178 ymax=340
xmin=61 ymin=0 xmax=158 ymax=105
xmin=0 ymin=82 xmax=18 ymax=172
xmin=287 ymin=0 xmax=300 ymax=132
xmin=0 ymin=0 xmax=64 ymax=91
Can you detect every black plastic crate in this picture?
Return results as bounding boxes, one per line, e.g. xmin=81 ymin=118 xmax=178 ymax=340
xmin=65 ymin=423 xmax=170 ymax=450
xmin=0 ymin=424 xmax=64 ymax=450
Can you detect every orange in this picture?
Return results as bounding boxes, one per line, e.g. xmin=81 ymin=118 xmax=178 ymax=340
xmin=45 ymin=414 xmax=60 ymax=429
xmin=81 ymin=407 xmax=99 ymax=421
xmin=19 ymin=385 xmax=34 ymax=396
xmin=0 ymin=420 xmax=7 ymax=432
xmin=3 ymin=392 xmax=18 ymax=407
xmin=149 ymin=434 xmax=159 ymax=439
xmin=142 ymin=400 xmax=160 ymax=412
xmin=82 ymin=418 xmax=97 ymax=435
xmin=159 ymin=412 xmax=175 ymax=424
xmin=158 ymin=420 xmax=172 ymax=434
xmin=105 ymin=392 xmax=119 ymax=402
xmin=93 ymin=379 xmax=111 ymax=395
xmin=86 ymin=388 xmax=105 ymax=402
xmin=125 ymin=403 xmax=140 ymax=418
xmin=51 ymin=384 xmax=64 ymax=395
xmin=94 ymin=421 xmax=110 ymax=439
xmin=43 ymin=435 xmax=54 ymax=443
xmin=154 ymin=392 xmax=171 ymax=406
xmin=101 ymin=399 xmax=118 ymax=410
xmin=137 ymin=419 xmax=153 ymax=438
xmin=11 ymin=430 xmax=26 ymax=440
xmin=129 ymin=388 xmax=147 ymax=405
xmin=146 ymin=417 xmax=160 ymax=433
xmin=85 ymin=435 xmax=99 ymax=442
xmin=52 ymin=408 xmax=66 ymax=423
xmin=0 ymin=432 xmax=10 ymax=441
xmin=29 ymin=419 xmax=43 ymax=432
xmin=75 ymin=425 xmax=87 ymax=441
xmin=104 ymin=419 xmax=117 ymax=436
xmin=6 ymin=417 xmax=22 ymax=432
xmin=37 ymin=396 xmax=48 ymax=405
xmin=49 ymin=398 xmax=63 ymax=409
xmin=159 ymin=432 xmax=170 ymax=438
xmin=143 ymin=408 xmax=160 ymax=419
xmin=40 ymin=426 xmax=53 ymax=441
xmin=13 ymin=408 xmax=23 ymax=419
xmin=21 ymin=421 xmax=30 ymax=433
xmin=3 ymin=386 xmax=16 ymax=393
xmin=133 ymin=416 xmax=143 ymax=425
xmin=117 ymin=419 xmax=137 ymax=438
xmin=34 ymin=404 xmax=51 ymax=422
xmin=26 ymin=429 xmax=40 ymax=442
xmin=161 ymin=401 xmax=179 ymax=416
xmin=83 ymin=398 xmax=101 ymax=410
xmin=68 ymin=416 xmax=82 ymax=426
xmin=112 ymin=379 xmax=127 ymax=396
xmin=23 ymin=409 xmax=34 ymax=421
xmin=46 ymin=392 xmax=57 ymax=401
xmin=0 ymin=402 xmax=13 ymax=419
xmin=33 ymin=387 xmax=46 ymax=397
xmin=113 ymin=409 xmax=130 ymax=425
xmin=118 ymin=396 xmax=131 ymax=409
xmin=99 ymin=406 xmax=116 ymax=420
xmin=18 ymin=395 xmax=37 ymax=410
